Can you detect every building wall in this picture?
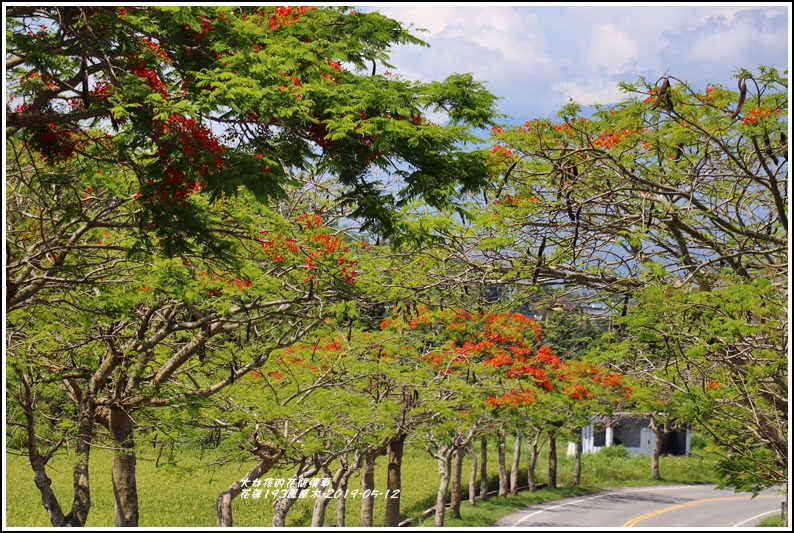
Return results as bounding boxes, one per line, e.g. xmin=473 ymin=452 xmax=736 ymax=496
xmin=567 ymin=418 xmax=690 ymax=457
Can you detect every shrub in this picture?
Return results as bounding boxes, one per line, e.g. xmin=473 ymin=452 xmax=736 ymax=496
xmin=689 ymin=431 xmax=708 ymax=451
xmin=598 ymin=444 xmax=629 ymax=458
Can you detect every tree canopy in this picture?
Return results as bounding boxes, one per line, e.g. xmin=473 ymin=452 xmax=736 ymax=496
xmin=7 ymin=5 xmax=499 ymax=257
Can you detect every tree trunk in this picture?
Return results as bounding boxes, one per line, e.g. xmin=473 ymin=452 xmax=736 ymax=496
xmin=479 ymin=436 xmax=489 ymax=500
xmin=23 ymin=371 xmax=94 ymax=526
xmin=312 ymin=470 xmax=342 ymax=527
xmin=336 ymin=451 xmax=365 ymax=528
xmin=510 ymin=433 xmax=521 ymax=494
xmin=449 ymin=446 xmax=464 ymax=519
xmin=360 ymin=450 xmax=377 ymax=527
xmin=28 ymin=444 xmax=69 ymax=526
xmin=311 ymin=471 xmax=335 ymax=528
xmin=572 ymin=426 xmax=583 ymax=486
xmin=312 ymin=458 xmax=359 ymax=527
xmin=435 ymin=448 xmax=452 ymax=526
xmin=497 ymin=430 xmax=508 ymax=497
xmin=384 ymin=434 xmax=405 ymax=527
xmin=467 ymin=441 xmax=477 ymax=506
xmin=273 ymin=461 xmax=319 ymax=527
xmin=216 ymin=449 xmax=282 ymax=527
xmin=527 ymin=434 xmax=539 ymax=492
xmin=272 ymin=482 xmax=301 ymax=527
xmin=336 ymin=476 xmax=348 ymax=527
xmin=66 ymin=403 xmax=94 ymax=527
xmin=33 ymin=407 xmax=94 ymax=526
xmin=651 ymin=429 xmax=665 ymax=480
xmin=548 ymin=432 xmax=557 ymax=490
xmin=109 ymin=406 xmax=138 ymax=527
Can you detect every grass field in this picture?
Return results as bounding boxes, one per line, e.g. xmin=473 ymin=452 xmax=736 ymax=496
xmin=5 ymin=438 xmax=719 ymax=527
xmin=757 ymin=515 xmax=785 ymax=527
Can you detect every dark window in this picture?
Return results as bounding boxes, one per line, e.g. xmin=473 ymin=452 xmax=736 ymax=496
xmin=613 ymin=424 xmax=641 ymax=448
xmin=593 ymin=427 xmax=606 ymax=447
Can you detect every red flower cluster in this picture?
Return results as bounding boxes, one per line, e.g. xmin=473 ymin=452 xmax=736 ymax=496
xmin=408 ymin=314 xmax=432 ymax=329
xmin=181 ymin=15 xmax=211 ymax=40
xmin=90 ymin=78 xmax=111 ymax=98
xmin=423 ymin=352 xmax=447 ymax=368
xmin=296 ymin=212 xmax=323 ymax=228
xmin=142 ymin=37 xmax=170 ymax=63
xmin=699 ymin=86 xmax=715 ymax=103
xmin=555 ymin=122 xmax=575 ymax=137
xmin=28 ymin=122 xmax=88 ymax=163
xmin=145 ymin=114 xmax=226 ymax=205
xmin=741 ymin=106 xmax=780 ymax=125
xmin=267 ymin=6 xmax=313 ymax=31
xmin=487 ymin=389 xmax=536 ymax=408
xmin=507 ymin=365 xmax=553 ymax=391
xmin=198 ymin=271 xmax=252 ymax=296
xmin=592 ymin=128 xmax=634 ymax=150
xmin=160 ymin=114 xmax=225 ymax=162
xmin=20 ymin=69 xmax=56 ymax=89
xmin=484 ymin=312 xmax=542 ymax=344
xmin=534 ymin=345 xmax=560 ymax=368
xmin=307 ymin=121 xmax=330 ymax=147
xmin=490 ymin=144 xmax=514 ymax=159
xmin=460 ymin=340 xmax=494 ymax=355
xmin=129 ymin=59 xmax=169 ymax=96
xmin=568 ymin=383 xmax=592 ymax=401
xmin=259 ymin=232 xmax=298 ymax=262
xmin=257 ymin=214 xmax=357 ymax=283
xmin=483 ymin=352 xmax=512 ymax=367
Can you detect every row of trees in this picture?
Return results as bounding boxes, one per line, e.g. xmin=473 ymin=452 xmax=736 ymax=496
xmin=480 ymin=66 xmax=788 ymax=500
xmin=6 ymin=4 xmax=788 ymax=528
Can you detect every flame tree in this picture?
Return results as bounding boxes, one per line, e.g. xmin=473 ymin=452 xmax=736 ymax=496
xmin=474 ymin=67 xmax=787 ymax=510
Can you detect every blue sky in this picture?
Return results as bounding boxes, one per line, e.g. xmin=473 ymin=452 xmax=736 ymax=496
xmin=362 ymin=3 xmax=791 ymax=125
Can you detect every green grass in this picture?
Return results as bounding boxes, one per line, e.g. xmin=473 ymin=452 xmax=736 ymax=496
xmin=757 ymin=515 xmax=785 ymax=527
xmin=5 ymin=438 xmax=718 ymax=527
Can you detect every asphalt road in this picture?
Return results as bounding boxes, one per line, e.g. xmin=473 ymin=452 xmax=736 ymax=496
xmin=492 ymin=484 xmax=782 ymax=528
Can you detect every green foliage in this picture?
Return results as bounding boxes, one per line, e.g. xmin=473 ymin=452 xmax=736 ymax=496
xmin=597 ymin=444 xmax=629 ymax=459
xmin=713 ymin=447 xmax=782 ymax=495
xmin=7 ymin=5 xmax=500 ymax=252
xmin=689 ymin=432 xmax=708 ymax=452
xmin=480 ymin=67 xmax=788 ymax=497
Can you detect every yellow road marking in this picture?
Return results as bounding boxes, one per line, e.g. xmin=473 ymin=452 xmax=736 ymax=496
xmin=623 ymin=495 xmax=777 ymax=527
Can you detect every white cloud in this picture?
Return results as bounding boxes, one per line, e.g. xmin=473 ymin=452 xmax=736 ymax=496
xmin=551 ymin=78 xmax=628 ymax=107
xmin=587 ymin=24 xmax=639 ymax=75
xmin=374 ymin=6 xmax=555 ymax=84
xmin=364 ymin=5 xmax=789 ymax=123
xmin=375 ymin=5 xmax=459 ymax=36
xmin=661 ymin=8 xmax=789 ymax=76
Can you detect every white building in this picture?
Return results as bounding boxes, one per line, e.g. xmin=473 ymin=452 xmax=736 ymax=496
xmin=567 ymin=414 xmax=690 ymax=457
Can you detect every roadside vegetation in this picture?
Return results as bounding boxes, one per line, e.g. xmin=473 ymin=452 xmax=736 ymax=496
xmin=5 ymin=439 xmax=718 ymax=527
xmin=758 ymin=516 xmax=785 ymax=527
